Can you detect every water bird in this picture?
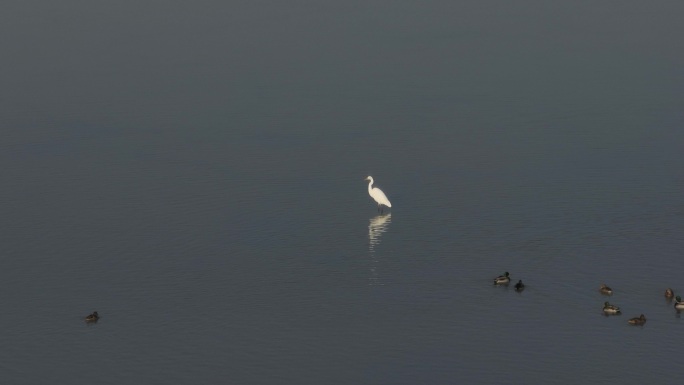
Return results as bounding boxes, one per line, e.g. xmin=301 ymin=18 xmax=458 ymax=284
xmin=627 ymin=314 xmax=646 ymax=325
xmin=85 ymin=311 xmax=99 ymax=323
xmin=599 ymin=284 xmax=613 ymax=295
xmin=665 ymin=288 xmax=674 ymax=298
xmin=602 ymin=302 xmax=621 ymax=314
xmin=514 ymin=280 xmax=525 ymax=291
xmin=365 ymin=176 xmax=392 ymax=213
xmin=494 ymin=272 xmax=510 ymax=285
xmin=675 ymin=296 xmax=684 ymax=310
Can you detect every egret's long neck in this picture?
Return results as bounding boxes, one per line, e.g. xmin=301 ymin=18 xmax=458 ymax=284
xmin=367 ymin=178 xmax=374 ymax=194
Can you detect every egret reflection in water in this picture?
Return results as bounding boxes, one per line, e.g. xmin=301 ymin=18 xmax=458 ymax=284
xmin=368 ymin=214 xmax=391 ymax=286
xmin=368 ymin=213 xmax=392 ymax=253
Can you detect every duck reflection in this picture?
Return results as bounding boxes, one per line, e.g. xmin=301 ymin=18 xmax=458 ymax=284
xmin=368 ymin=214 xmax=391 ymax=286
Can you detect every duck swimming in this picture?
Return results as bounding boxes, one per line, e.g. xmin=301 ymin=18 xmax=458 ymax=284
xmin=599 ymin=284 xmax=613 ymax=295
xmin=674 ymin=296 xmax=684 ymax=310
xmin=85 ymin=311 xmax=99 ymax=323
xmin=627 ymin=314 xmax=646 ymax=325
xmin=514 ymin=280 xmax=525 ymax=291
xmin=602 ymin=302 xmax=621 ymax=314
xmin=665 ymin=288 xmax=674 ymax=298
xmin=494 ymin=272 xmax=510 ymax=285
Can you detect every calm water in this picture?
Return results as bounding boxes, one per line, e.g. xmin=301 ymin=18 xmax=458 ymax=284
xmin=2 ymin=1 xmax=684 ymax=384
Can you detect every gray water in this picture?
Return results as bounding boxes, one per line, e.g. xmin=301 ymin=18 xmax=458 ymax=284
xmin=2 ymin=1 xmax=683 ymax=384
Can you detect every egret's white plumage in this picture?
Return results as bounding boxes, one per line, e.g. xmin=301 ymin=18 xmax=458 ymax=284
xmin=365 ymin=176 xmax=392 ymax=212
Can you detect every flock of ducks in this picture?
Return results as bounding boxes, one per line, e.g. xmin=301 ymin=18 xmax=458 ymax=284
xmin=494 ymin=273 xmax=684 ymax=326
xmin=599 ymin=283 xmax=684 ymax=325
xmin=84 ymin=277 xmax=682 ymax=325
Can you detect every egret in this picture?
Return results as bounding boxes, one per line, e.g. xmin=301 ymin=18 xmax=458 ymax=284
xmin=365 ymin=176 xmax=392 ymax=213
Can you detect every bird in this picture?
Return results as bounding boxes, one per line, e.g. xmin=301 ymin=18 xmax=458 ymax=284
xmin=494 ymin=272 xmax=510 ymax=285
xmin=602 ymin=301 xmax=621 ymax=314
xmin=599 ymin=283 xmax=613 ymax=295
xmin=365 ymin=176 xmax=392 ymax=213
xmin=514 ymin=280 xmax=525 ymax=291
xmin=85 ymin=311 xmax=99 ymax=323
xmin=665 ymin=288 xmax=674 ymax=298
xmin=627 ymin=314 xmax=646 ymax=325
xmin=674 ymin=296 xmax=684 ymax=310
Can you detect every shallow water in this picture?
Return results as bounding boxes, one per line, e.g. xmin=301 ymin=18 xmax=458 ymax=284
xmin=1 ymin=1 xmax=684 ymax=384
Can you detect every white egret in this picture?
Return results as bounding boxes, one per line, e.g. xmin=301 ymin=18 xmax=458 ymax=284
xmin=365 ymin=176 xmax=392 ymax=213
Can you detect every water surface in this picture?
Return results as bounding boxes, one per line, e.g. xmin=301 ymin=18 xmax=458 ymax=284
xmin=1 ymin=1 xmax=683 ymax=384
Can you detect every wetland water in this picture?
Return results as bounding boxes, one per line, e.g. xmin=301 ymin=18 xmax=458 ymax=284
xmin=1 ymin=1 xmax=683 ymax=384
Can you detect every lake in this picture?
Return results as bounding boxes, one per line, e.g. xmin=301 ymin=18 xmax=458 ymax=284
xmin=1 ymin=1 xmax=683 ymax=384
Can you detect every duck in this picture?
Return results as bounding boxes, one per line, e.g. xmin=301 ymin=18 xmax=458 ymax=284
xmin=674 ymin=296 xmax=684 ymax=310
xmin=599 ymin=283 xmax=613 ymax=295
xmin=514 ymin=280 xmax=525 ymax=291
xmin=627 ymin=314 xmax=646 ymax=325
xmin=602 ymin=302 xmax=621 ymax=314
xmin=493 ymin=272 xmax=510 ymax=285
xmin=665 ymin=288 xmax=674 ymax=298
xmin=85 ymin=311 xmax=99 ymax=323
